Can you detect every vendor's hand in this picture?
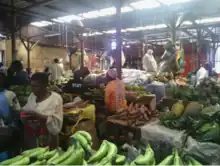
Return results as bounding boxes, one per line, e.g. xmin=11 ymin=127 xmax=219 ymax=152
xmin=24 ymin=112 xmax=47 ymax=120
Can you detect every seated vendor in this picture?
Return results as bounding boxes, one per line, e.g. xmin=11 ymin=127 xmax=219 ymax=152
xmin=63 ymin=67 xmax=99 ymax=93
xmin=105 ymin=69 xmax=127 ymax=112
xmin=0 ymin=73 xmax=20 ymax=122
xmin=22 ymin=72 xmax=63 ymax=149
xmin=7 ymin=60 xmax=29 ymax=86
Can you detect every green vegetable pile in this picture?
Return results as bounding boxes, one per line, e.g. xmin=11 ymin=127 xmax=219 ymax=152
xmin=125 ymin=85 xmax=150 ymax=97
xmin=161 ymin=105 xmax=220 ymax=145
xmin=167 ymin=77 xmax=220 ymax=106
xmin=0 ymin=131 xmax=204 ymax=165
xmin=158 ymin=150 xmax=202 ymax=166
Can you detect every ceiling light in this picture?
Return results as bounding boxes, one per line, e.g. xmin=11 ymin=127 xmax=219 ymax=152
xmin=44 ymin=33 xmax=60 ymax=37
xmin=121 ymin=6 xmax=133 ymax=13
xmin=89 ymin=32 xmax=103 ymax=36
xmin=53 ymin=15 xmax=82 ymax=23
xmin=31 ymin=21 xmax=53 ymax=27
xmin=130 ymin=0 xmax=160 ymax=10
xmin=99 ymin=7 xmax=116 ymax=16
xmin=181 ymin=21 xmax=192 ymax=25
xmin=104 ymin=30 xmax=116 ymax=34
xmin=111 ymin=41 xmax=116 ymax=49
xmin=196 ymin=17 xmax=220 ymax=24
xmin=82 ymin=10 xmax=100 ymax=19
xmin=159 ymin=0 xmax=192 ymax=5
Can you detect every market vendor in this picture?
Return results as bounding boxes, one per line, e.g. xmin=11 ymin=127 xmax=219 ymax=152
xmin=21 ymin=72 xmax=63 ymax=149
xmin=62 ymin=67 xmax=104 ymax=95
xmin=0 ymin=73 xmax=20 ymax=121
xmin=49 ymin=58 xmax=64 ymax=81
xmin=142 ymin=49 xmax=157 ymax=72
xmin=196 ymin=63 xmax=209 ymax=86
xmin=7 ymin=60 xmax=29 ymax=86
xmin=105 ymin=69 xmax=127 ymax=112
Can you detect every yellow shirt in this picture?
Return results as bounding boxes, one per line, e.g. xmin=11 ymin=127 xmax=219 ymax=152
xmin=105 ymin=80 xmax=127 ymax=112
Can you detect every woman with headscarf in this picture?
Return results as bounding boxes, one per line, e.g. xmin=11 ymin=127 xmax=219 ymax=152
xmin=105 ymin=69 xmax=127 ymax=112
xmin=21 ymin=72 xmax=63 ymax=149
xmin=142 ymin=49 xmax=157 ymax=72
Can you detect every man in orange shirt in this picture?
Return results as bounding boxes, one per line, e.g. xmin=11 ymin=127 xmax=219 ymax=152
xmin=104 ymin=69 xmax=127 ymax=112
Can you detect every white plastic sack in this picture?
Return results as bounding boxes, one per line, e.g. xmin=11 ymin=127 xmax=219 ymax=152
xmin=140 ymin=121 xmax=187 ymax=150
xmin=65 ymin=54 xmax=70 ymax=63
xmin=184 ymin=136 xmax=220 ymax=165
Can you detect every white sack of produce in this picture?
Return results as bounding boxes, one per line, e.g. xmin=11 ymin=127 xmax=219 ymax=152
xmin=184 ymin=136 xmax=220 ymax=165
xmin=140 ymin=121 xmax=187 ymax=150
xmin=122 ymin=69 xmax=150 ymax=86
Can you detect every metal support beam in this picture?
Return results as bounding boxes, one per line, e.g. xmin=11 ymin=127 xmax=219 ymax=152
xmin=196 ymin=28 xmax=202 ymax=68
xmin=23 ymin=0 xmax=57 ymax=10
xmin=80 ymin=37 xmax=84 ymax=69
xmin=0 ymin=2 xmax=52 ymax=21
xmin=115 ymin=0 xmax=122 ymax=79
xmin=11 ymin=0 xmax=17 ymax=61
xmin=181 ymin=29 xmax=197 ymax=38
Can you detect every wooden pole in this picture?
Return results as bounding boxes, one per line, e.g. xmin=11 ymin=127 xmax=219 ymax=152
xmin=11 ymin=0 xmax=17 ymax=61
xmin=115 ymin=0 xmax=122 ymax=79
xmin=80 ymin=37 xmax=84 ymax=69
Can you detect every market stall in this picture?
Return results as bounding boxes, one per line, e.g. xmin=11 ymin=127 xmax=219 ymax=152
xmin=0 ymin=130 xmax=205 ymax=165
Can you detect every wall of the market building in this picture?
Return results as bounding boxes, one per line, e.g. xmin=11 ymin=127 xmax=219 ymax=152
xmin=0 ymin=39 xmax=82 ymax=71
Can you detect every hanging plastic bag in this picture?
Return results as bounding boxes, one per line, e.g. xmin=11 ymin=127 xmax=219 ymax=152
xmin=65 ymin=54 xmax=70 ymax=63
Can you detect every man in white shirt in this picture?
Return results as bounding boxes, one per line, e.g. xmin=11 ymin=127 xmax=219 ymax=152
xmin=196 ymin=63 xmax=209 ymax=86
xmin=142 ymin=49 xmax=157 ymax=72
xmin=49 ymin=58 xmax=64 ymax=81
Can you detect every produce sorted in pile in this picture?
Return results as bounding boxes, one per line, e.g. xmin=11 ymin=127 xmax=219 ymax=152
xmin=184 ymin=102 xmax=203 ymax=117
xmin=125 ymin=85 xmax=150 ymax=98
xmin=50 ymin=146 xmax=75 ymax=164
xmin=134 ymin=144 xmax=155 ymax=165
xmin=98 ymin=141 xmax=117 ymax=165
xmin=60 ymin=148 xmax=85 ymax=165
xmin=195 ymin=122 xmax=220 ymax=144
xmin=88 ymin=141 xmax=109 ymax=164
xmin=157 ymin=151 xmax=203 ymax=166
xmin=157 ymin=154 xmax=174 ymax=165
xmin=173 ymin=150 xmax=183 ymax=165
xmin=168 ymin=77 xmax=220 ymax=106
xmin=0 ymin=155 xmax=23 ymax=165
xmin=71 ymin=132 xmax=92 ymax=152
xmin=108 ymin=103 xmax=159 ymax=127
xmin=0 ymin=130 xmax=206 ymax=165
xmin=186 ymin=156 xmax=203 ymax=166
xmin=161 ymin=101 xmax=220 ymax=144
xmin=171 ymin=101 xmax=184 ymax=117
xmin=114 ymin=154 xmax=126 ymax=165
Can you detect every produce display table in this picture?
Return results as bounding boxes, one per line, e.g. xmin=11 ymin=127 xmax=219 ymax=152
xmin=105 ymin=118 xmax=141 ymax=146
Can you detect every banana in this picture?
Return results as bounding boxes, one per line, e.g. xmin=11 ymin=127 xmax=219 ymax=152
xmin=88 ymin=140 xmax=109 ymax=164
xmin=99 ymin=141 xmax=118 ymax=165
xmin=76 ymin=131 xmax=92 ymax=145
xmin=72 ymin=133 xmax=91 ymax=151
